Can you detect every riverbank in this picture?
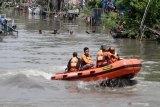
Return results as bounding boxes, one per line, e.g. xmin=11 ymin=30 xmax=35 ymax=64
xmin=79 ymin=7 xmax=160 ymax=42
xmin=79 ymin=0 xmax=160 ymax=41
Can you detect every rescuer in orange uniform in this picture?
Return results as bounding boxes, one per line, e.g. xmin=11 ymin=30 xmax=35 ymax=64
xmin=81 ymin=47 xmax=94 ymax=70
xmin=67 ymin=52 xmax=81 ymax=72
xmin=97 ymin=45 xmax=119 ymax=67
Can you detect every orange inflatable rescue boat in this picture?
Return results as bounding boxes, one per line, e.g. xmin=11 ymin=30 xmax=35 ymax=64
xmin=51 ymin=59 xmax=142 ymax=81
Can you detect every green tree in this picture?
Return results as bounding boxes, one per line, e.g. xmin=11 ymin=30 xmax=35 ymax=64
xmin=145 ymin=0 xmax=160 ymax=29
xmin=116 ymin=0 xmax=160 ymax=37
xmin=117 ymin=0 xmax=147 ymax=36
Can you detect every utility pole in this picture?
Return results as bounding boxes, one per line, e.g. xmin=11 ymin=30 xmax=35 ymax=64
xmin=138 ymin=0 xmax=151 ymax=40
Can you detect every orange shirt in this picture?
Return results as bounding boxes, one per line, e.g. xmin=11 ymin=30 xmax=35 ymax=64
xmin=81 ymin=54 xmax=94 ymax=65
xmin=103 ymin=51 xmax=114 ymax=63
xmin=103 ymin=51 xmax=119 ymax=62
xmin=103 ymin=51 xmax=112 ymax=57
xmin=97 ymin=50 xmax=119 ymax=67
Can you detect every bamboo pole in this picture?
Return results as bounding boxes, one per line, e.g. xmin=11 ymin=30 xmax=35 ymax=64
xmin=139 ymin=0 xmax=151 ymax=40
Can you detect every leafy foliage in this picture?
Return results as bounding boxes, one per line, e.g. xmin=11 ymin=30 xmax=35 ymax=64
xmin=101 ymin=12 xmax=117 ymax=29
xmin=116 ymin=0 xmax=160 ymax=37
xmin=145 ymin=0 xmax=160 ymax=29
xmin=37 ymin=0 xmax=43 ymax=5
xmin=16 ymin=0 xmax=20 ymax=3
xmin=88 ymin=0 xmax=102 ymax=8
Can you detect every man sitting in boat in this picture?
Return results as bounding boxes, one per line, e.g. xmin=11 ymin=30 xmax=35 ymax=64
xmin=108 ymin=47 xmax=120 ymax=62
xmin=66 ymin=52 xmax=81 ymax=72
xmin=80 ymin=47 xmax=94 ymax=70
xmin=96 ymin=45 xmax=119 ymax=67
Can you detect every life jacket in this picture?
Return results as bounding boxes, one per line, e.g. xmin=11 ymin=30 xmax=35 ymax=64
xmin=97 ymin=50 xmax=104 ymax=61
xmin=97 ymin=50 xmax=119 ymax=67
xmin=70 ymin=57 xmax=78 ymax=67
xmin=103 ymin=51 xmax=113 ymax=64
xmin=96 ymin=50 xmax=104 ymax=67
xmin=81 ymin=54 xmax=93 ymax=66
xmin=68 ymin=57 xmax=80 ymax=72
xmin=109 ymin=47 xmax=119 ymax=62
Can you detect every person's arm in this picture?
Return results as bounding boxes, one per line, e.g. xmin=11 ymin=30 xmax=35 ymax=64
xmin=103 ymin=52 xmax=112 ymax=57
xmin=67 ymin=58 xmax=71 ymax=71
xmin=76 ymin=58 xmax=81 ymax=70
xmin=103 ymin=52 xmax=113 ymax=61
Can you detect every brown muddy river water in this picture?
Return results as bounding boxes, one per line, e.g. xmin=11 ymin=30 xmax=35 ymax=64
xmin=0 ymin=8 xmax=160 ymax=107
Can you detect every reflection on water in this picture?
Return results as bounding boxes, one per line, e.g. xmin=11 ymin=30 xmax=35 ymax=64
xmin=28 ymin=14 xmax=41 ymax=20
xmin=0 ymin=36 xmax=3 ymax=42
